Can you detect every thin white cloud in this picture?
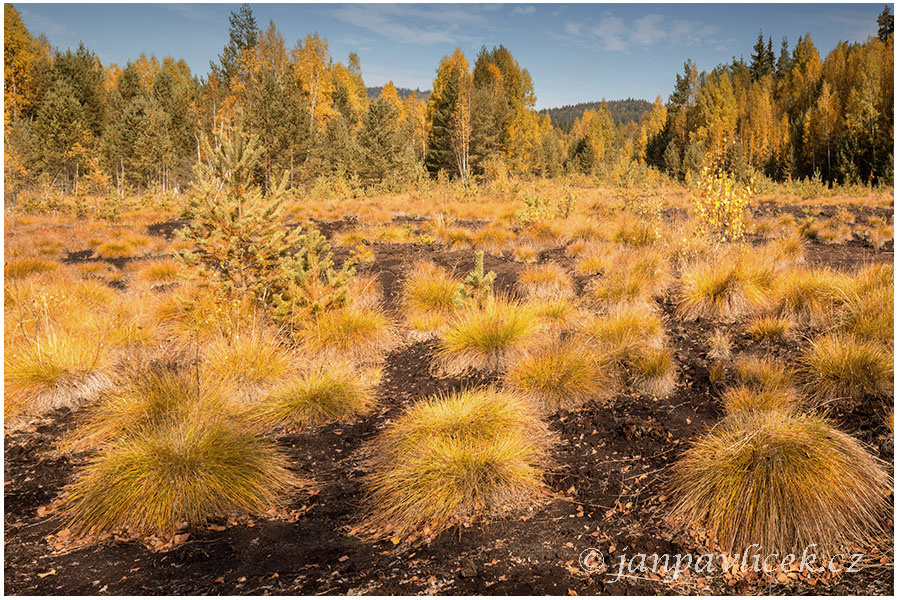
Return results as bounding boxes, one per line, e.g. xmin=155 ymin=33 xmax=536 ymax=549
xmin=332 ymin=5 xmax=459 ymax=45
xmin=513 ymin=6 xmax=537 ymax=16
xmin=590 ymin=14 xmax=627 ymax=51
xmin=561 ymin=11 xmax=719 ymax=52
xmin=18 ymin=7 xmax=69 ymax=37
xmin=331 ymin=4 xmax=495 ymax=46
xmin=161 ymin=4 xmax=218 ymax=23
xmin=630 ymin=14 xmax=665 ymax=47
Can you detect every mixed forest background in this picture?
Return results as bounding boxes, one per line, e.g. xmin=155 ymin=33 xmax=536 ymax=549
xmin=3 ymin=4 xmax=894 ymax=201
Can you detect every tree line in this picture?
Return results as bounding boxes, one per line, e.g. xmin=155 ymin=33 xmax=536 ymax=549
xmin=3 ymin=3 xmax=894 ymax=200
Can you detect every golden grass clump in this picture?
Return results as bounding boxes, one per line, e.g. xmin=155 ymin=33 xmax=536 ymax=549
xmin=582 ymin=304 xmax=665 ymax=362
xmin=866 ymin=222 xmax=893 ymax=250
xmin=628 ymin=346 xmax=677 ymax=398
xmin=435 ymin=295 xmax=540 ymax=375
xmin=705 ymin=330 xmax=733 ymax=362
xmin=589 ymin=247 xmax=672 ymax=305
xmin=346 ymin=274 xmax=384 ymax=309
xmin=669 ymin=410 xmax=891 ymax=557
xmin=399 ymin=260 xmax=462 ymax=328
xmin=515 ymin=263 xmax=574 ymax=300
xmin=609 ymin=211 xmax=658 ymax=247
xmin=504 ymin=338 xmax=614 ymax=411
xmin=772 ymin=268 xmax=853 ymax=328
xmin=253 ymin=363 xmax=377 ymax=430
xmin=62 ymin=411 xmax=298 ymax=536
xmin=297 ymin=305 xmax=396 ymax=365
xmin=134 ymin=259 xmax=182 ymax=284
xmin=471 ymin=225 xmax=513 ymax=255
xmin=734 ymin=354 xmax=794 ymax=392
xmin=839 ymin=267 xmax=894 ymax=345
xmin=746 ymin=315 xmax=795 ymax=342
xmin=720 ymin=384 xmax=799 ymax=415
xmin=362 ymin=388 xmax=551 ymax=539
xmin=154 ymin=288 xmax=259 ymax=342
xmin=573 ymin=242 xmax=616 ymax=275
xmin=95 ymin=240 xmax=136 ymax=259
xmin=527 ymin=298 xmax=587 ymax=334
xmin=4 ymin=258 xmax=60 ymax=280
xmin=677 ymin=256 xmax=771 ymax=322
xmin=65 ymin=367 xmax=235 ymax=452
xmin=512 ymin=245 xmax=539 ymax=263
xmin=5 ymin=331 xmax=114 ymax=418
xmin=204 ymin=328 xmax=293 ymax=393
xmin=801 ymin=333 xmax=893 ymax=412
xmin=763 ymin=234 xmax=805 ymax=266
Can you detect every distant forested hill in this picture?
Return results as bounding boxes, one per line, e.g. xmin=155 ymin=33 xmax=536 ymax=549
xmin=366 ymin=86 xmax=431 ymax=101
xmin=539 ymin=98 xmax=652 ymax=131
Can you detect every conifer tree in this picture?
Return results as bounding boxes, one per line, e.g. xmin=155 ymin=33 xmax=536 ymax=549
xmin=878 ymin=5 xmax=894 ymax=42
xmin=212 ymin=3 xmax=258 ymax=87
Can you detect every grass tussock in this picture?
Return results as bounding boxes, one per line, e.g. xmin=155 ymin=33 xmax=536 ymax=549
xmin=63 ymin=411 xmax=298 ymax=536
xmin=582 ymin=304 xmax=665 ymax=361
xmin=589 ymin=248 xmax=672 ymax=305
xmin=734 ymin=354 xmax=794 ymax=391
xmin=515 ymin=263 xmax=574 ymax=300
xmin=400 ymin=260 xmax=462 ymax=320
xmin=5 ymin=331 xmax=114 ymax=418
xmin=772 ymin=268 xmax=853 ymax=328
xmin=362 ymin=388 xmax=551 ymax=539
xmin=705 ymin=330 xmax=733 ymax=362
xmin=746 ymin=315 xmax=795 ymax=342
xmin=720 ymin=384 xmax=799 ymax=415
xmin=801 ymin=333 xmax=893 ymax=412
xmin=4 ymin=258 xmax=60 ymax=280
xmin=204 ymin=327 xmax=292 ymax=392
xmin=64 ymin=367 xmax=235 ymax=452
xmin=435 ymin=295 xmax=540 ymax=375
xmin=95 ymin=240 xmax=136 ymax=259
xmin=628 ymin=346 xmax=677 ymax=398
xmin=134 ymin=259 xmax=183 ymax=284
xmin=504 ymin=338 xmax=614 ymax=411
xmin=527 ymin=298 xmax=588 ymax=334
xmin=295 ymin=305 xmax=396 ymax=365
xmin=839 ymin=264 xmax=893 ymax=345
xmin=677 ymin=255 xmax=771 ymax=322
xmin=253 ymin=363 xmax=378 ymax=430
xmin=669 ymin=410 xmax=891 ymax=557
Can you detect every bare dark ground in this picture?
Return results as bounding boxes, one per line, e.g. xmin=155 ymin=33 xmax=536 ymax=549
xmin=4 ymin=210 xmax=894 ymax=595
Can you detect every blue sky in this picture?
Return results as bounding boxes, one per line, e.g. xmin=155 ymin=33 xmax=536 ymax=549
xmin=16 ymin=2 xmax=887 ymax=109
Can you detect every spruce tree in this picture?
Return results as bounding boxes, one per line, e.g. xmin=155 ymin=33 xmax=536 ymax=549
xmin=211 ymin=3 xmax=258 ymax=86
xmin=878 ymin=5 xmax=894 ymax=42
